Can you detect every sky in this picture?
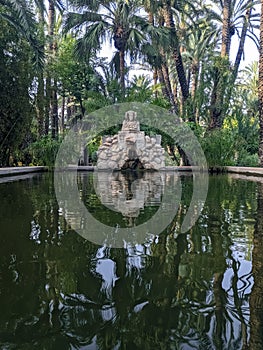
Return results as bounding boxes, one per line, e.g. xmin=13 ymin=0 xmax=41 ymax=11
xmin=97 ymin=2 xmax=260 ymax=78
xmin=230 ymin=27 xmax=259 ymax=69
xmin=99 ymin=34 xmax=259 ymax=80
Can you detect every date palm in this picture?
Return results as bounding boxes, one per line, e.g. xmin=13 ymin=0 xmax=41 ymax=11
xmin=181 ymin=22 xmax=219 ymax=123
xmin=209 ymin=0 xmax=260 ymax=129
xmin=160 ymin=0 xmax=189 ymax=103
xmin=0 ymin=0 xmax=44 ymax=68
xmin=65 ymin=0 xmax=164 ymax=96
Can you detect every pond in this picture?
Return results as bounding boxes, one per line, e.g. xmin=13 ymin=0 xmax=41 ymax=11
xmin=0 ymin=171 xmax=262 ymax=350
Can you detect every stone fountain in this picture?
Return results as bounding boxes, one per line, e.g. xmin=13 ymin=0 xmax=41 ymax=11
xmin=96 ymin=111 xmax=165 ymax=170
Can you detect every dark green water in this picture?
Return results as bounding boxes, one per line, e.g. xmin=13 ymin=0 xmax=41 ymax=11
xmin=0 ymin=172 xmax=263 ymax=350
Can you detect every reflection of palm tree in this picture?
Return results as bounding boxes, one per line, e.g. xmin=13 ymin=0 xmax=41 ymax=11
xmin=249 ymin=182 xmax=263 ymax=349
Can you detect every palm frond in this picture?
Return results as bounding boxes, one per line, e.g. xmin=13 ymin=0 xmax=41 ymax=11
xmin=245 ymin=31 xmax=260 ymax=49
xmin=75 ymin=21 xmax=109 ymax=56
xmin=0 ymin=0 xmax=44 ymax=69
xmin=67 ymin=0 xmax=100 ymax=11
xmin=64 ymin=11 xmax=103 ymax=32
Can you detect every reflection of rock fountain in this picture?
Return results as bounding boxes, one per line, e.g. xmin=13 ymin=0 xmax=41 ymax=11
xmin=58 ymin=170 xmax=182 ymax=246
xmin=94 ymin=171 xmax=164 ymax=225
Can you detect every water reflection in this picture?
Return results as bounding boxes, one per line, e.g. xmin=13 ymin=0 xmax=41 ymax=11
xmin=249 ymin=181 xmax=263 ymax=350
xmin=93 ymin=171 xmax=164 ymax=220
xmin=0 ymin=172 xmax=262 ymax=349
xmin=56 ymin=170 xmax=182 ymax=247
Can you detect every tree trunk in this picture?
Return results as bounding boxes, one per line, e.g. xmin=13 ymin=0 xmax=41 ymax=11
xmin=36 ymin=71 xmax=45 ymax=137
xmin=209 ymin=0 xmax=232 ymax=130
xmin=61 ymin=95 xmax=65 ymax=133
xmin=259 ymin=0 xmax=263 ymax=165
xmin=172 ymin=36 xmax=189 ymax=102
xmin=233 ymin=1 xmax=252 ymax=82
xmin=153 ymin=68 xmax=158 ymax=99
xmin=36 ymin=7 xmax=45 ymax=137
xmin=48 ymin=0 xmax=58 ymax=139
xmin=157 ymin=67 xmax=170 ymax=102
xmin=191 ymin=62 xmax=199 ymax=100
xmin=161 ymin=62 xmax=178 ymax=114
xmin=209 ymin=67 xmax=222 ymax=129
xmin=221 ymin=0 xmax=232 ymax=57
xmin=45 ymin=75 xmax=51 ymax=135
xmin=51 ymin=79 xmax=58 ymax=139
xmin=119 ymin=49 xmax=125 ymax=95
xmin=161 ymin=0 xmax=189 ymax=103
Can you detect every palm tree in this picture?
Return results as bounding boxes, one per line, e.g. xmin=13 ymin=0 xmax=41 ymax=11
xmin=65 ymin=0 xmax=163 ymax=97
xmin=233 ymin=0 xmax=259 ymax=81
xmin=161 ymin=0 xmax=189 ymax=103
xmin=0 ymin=0 xmax=44 ymax=68
xmin=41 ymin=0 xmax=64 ymax=137
xmin=209 ymin=0 xmax=260 ymax=129
xmin=221 ymin=0 xmax=232 ymax=57
xmin=180 ymin=21 xmax=219 ymax=123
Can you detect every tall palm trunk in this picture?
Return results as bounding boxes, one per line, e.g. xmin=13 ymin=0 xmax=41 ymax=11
xmin=61 ymin=95 xmax=65 ymax=133
xmin=51 ymin=78 xmax=58 ymax=139
xmin=161 ymin=0 xmax=189 ymax=103
xmin=153 ymin=68 xmax=158 ymax=99
xmin=221 ymin=0 xmax=232 ymax=57
xmin=147 ymin=8 xmax=158 ymax=99
xmin=37 ymin=71 xmax=45 ymax=137
xmin=149 ymin=9 xmax=177 ymax=110
xmin=190 ymin=61 xmax=200 ymax=124
xmin=114 ymin=25 xmax=127 ymax=96
xmin=209 ymin=66 xmax=223 ymax=129
xmin=259 ymin=0 xmax=263 ymax=165
xmin=47 ymin=0 xmax=58 ymax=138
xmin=233 ymin=1 xmax=252 ymax=82
xmin=162 ymin=63 xmax=178 ymax=113
xmin=222 ymin=1 xmax=253 ymax=119
xmin=45 ymin=75 xmax=51 ymax=135
xmin=36 ymin=7 xmax=45 ymax=137
xmin=157 ymin=68 xmax=170 ymax=100
xmin=209 ymin=0 xmax=232 ymax=130
xmin=119 ymin=49 xmax=125 ymax=95
xmin=159 ymin=43 xmax=178 ymax=113
xmin=191 ymin=62 xmax=199 ymax=100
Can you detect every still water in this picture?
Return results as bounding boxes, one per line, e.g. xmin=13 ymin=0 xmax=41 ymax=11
xmin=0 ymin=171 xmax=262 ymax=350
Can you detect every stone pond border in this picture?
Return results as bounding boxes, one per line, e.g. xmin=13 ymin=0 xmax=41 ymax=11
xmin=2 ymin=165 xmax=263 ymax=178
xmin=0 ymin=166 xmax=47 ymax=177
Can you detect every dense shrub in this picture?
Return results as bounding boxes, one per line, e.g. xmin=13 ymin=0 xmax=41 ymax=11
xmin=201 ymin=129 xmax=237 ymax=167
xmin=27 ymin=136 xmax=62 ymax=167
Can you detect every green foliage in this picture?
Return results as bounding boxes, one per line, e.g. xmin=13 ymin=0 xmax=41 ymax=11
xmin=86 ymin=137 xmax=101 ymax=163
xmin=0 ymin=0 xmax=44 ymax=69
xmin=0 ymin=0 xmax=260 ymax=168
xmin=201 ymin=129 xmax=237 ymax=167
xmin=0 ymin=18 xmax=34 ymax=166
xmin=126 ymin=75 xmax=154 ymax=102
xmin=236 ymin=149 xmax=259 ymax=167
xmin=83 ymin=91 xmax=110 ymax=113
xmin=54 ymin=34 xmax=108 ymax=112
xmin=28 ymin=136 xmax=62 ymax=167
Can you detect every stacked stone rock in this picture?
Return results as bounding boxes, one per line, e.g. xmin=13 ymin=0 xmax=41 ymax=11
xmin=96 ymin=111 xmax=165 ymax=170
